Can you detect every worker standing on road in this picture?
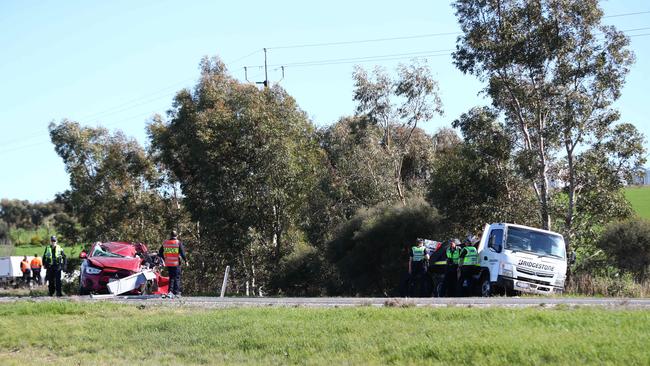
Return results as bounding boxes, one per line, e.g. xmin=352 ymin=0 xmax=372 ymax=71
xmin=408 ymin=238 xmax=430 ymax=297
xmin=30 ymin=254 xmax=42 ymax=285
xmin=442 ymin=239 xmax=460 ymax=297
xmin=20 ymin=256 xmax=31 ymax=287
xmin=43 ymin=236 xmax=67 ymax=297
xmin=457 ymin=236 xmax=480 ymax=297
xmin=159 ymin=230 xmax=187 ymax=298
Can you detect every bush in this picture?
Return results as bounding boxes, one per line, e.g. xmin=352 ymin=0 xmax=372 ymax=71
xmin=596 ymin=218 xmax=650 ymax=280
xmin=327 ymin=198 xmax=443 ymax=296
xmin=30 ymin=235 xmax=41 ymax=246
xmin=269 ymin=242 xmax=340 ymax=296
xmin=566 ymin=273 xmax=650 ymax=297
xmin=0 ymin=219 xmax=9 ymax=245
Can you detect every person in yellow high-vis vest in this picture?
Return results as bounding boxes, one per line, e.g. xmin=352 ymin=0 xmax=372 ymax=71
xmin=43 ymin=236 xmax=67 ymax=296
xmin=442 ymin=238 xmax=461 ymax=297
xmin=408 ymin=238 xmax=430 ymax=297
xmin=158 ymin=230 xmax=187 ymax=298
xmin=458 ymin=237 xmax=480 ymax=297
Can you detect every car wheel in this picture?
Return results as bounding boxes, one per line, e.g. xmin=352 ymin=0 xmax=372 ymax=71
xmin=480 ymin=276 xmax=492 ymax=297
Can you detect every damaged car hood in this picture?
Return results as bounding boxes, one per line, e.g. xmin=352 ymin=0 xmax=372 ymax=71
xmin=88 ymin=257 xmax=141 ymax=272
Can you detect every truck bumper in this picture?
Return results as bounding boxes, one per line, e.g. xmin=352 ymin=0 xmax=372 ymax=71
xmin=497 ymin=275 xmax=563 ymax=295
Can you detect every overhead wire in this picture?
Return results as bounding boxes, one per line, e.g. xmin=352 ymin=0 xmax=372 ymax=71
xmin=0 ymin=49 xmax=262 ymax=151
xmin=3 ymin=9 xmax=650 ymax=153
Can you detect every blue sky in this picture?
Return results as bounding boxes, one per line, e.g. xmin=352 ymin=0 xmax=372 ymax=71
xmin=1 ymin=0 xmax=648 ymax=202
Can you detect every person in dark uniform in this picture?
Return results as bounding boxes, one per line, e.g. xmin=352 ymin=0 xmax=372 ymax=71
xmin=458 ymin=236 xmax=480 ymax=297
xmin=442 ymin=238 xmax=461 ymax=297
xmin=408 ymin=238 xmax=430 ymax=297
xmin=158 ymin=230 xmax=187 ymax=298
xmin=43 ymin=236 xmax=67 ymax=296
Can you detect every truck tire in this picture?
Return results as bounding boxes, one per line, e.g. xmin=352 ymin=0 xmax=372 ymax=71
xmin=479 ymin=275 xmax=492 ymax=297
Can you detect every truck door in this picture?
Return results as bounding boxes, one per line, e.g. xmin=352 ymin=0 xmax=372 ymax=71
xmin=483 ymin=228 xmax=504 ymax=282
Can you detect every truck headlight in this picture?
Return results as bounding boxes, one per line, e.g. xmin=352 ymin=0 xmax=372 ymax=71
xmin=84 ymin=266 xmax=101 ymax=275
xmin=554 ymin=276 xmax=565 ymax=287
xmin=501 ymin=263 xmax=513 ymax=278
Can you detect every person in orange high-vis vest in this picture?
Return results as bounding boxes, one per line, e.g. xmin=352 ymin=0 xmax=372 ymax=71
xmin=158 ymin=230 xmax=186 ymax=298
xmin=20 ymin=256 xmax=31 ymax=287
xmin=30 ymin=254 xmax=43 ymax=285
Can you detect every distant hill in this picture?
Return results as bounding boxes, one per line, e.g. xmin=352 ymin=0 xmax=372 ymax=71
xmin=625 ymin=186 xmax=650 ymax=219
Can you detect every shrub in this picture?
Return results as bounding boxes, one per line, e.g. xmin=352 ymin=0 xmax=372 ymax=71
xmin=30 ymin=235 xmax=41 ymax=246
xmin=566 ymin=273 xmax=650 ymax=297
xmin=596 ymin=218 xmax=650 ymax=280
xmin=327 ymin=198 xmax=443 ymax=296
xmin=269 ymin=241 xmax=340 ymax=296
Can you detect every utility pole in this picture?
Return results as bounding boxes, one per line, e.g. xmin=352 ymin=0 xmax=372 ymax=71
xmin=263 ymin=48 xmax=268 ymax=88
xmin=244 ymin=48 xmax=280 ymax=88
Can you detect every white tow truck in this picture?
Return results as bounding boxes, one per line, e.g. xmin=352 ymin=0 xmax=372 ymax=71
xmin=475 ymin=223 xmax=572 ymax=296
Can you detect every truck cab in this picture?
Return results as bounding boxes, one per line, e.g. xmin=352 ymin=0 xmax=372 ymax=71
xmin=476 ymin=223 xmax=567 ymax=296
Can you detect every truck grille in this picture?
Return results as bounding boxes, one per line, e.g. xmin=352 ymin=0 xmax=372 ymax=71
xmin=516 ymin=266 xmax=554 ymax=278
xmin=516 ymin=276 xmax=552 ymax=286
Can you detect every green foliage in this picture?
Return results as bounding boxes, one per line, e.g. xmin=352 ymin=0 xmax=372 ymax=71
xmin=327 ymin=198 xmax=443 ymax=295
xmin=0 ymin=199 xmax=62 ymax=230
xmin=269 ymin=241 xmax=339 ymax=296
xmin=1 ymin=304 xmax=650 ymax=365
xmin=9 ymin=226 xmax=57 ymax=246
xmin=452 ymin=0 xmax=645 ymax=235
xmin=49 ymin=120 xmax=174 ymax=246
xmin=0 ymin=219 xmax=8 ymax=245
xmin=149 ymin=56 xmax=324 ymax=293
xmin=625 ymin=186 xmax=650 ymax=219
xmin=353 ymin=62 xmax=443 ymax=203
xmin=429 ymin=108 xmax=538 ymax=233
xmin=596 ymin=219 xmax=650 ymax=280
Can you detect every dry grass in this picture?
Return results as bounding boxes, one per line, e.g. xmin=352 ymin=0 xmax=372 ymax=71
xmin=566 ymin=273 xmax=650 ymax=297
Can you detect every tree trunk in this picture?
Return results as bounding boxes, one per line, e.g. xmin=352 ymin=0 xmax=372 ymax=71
xmin=394 ymin=155 xmax=406 ymax=205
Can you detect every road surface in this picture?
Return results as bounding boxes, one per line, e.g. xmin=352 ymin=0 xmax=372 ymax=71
xmin=1 ymin=296 xmax=650 ymax=308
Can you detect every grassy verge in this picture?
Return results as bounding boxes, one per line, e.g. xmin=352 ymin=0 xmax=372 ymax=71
xmin=625 ymin=186 xmax=650 ymax=219
xmin=12 ymin=244 xmax=85 ymax=258
xmin=0 ymin=303 xmax=649 ymax=365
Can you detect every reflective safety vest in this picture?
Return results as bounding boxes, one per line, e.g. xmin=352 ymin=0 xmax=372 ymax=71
xmin=462 ymin=246 xmax=479 ymax=266
xmin=43 ymin=245 xmax=64 ymax=267
xmin=446 ymin=247 xmax=460 ymax=265
xmin=20 ymin=260 xmax=29 ymax=273
xmin=30 ymin=257 xmax=42 ymax=269
xmin=163 ymin=239 xmax=180 ymax=267
xmin=411 ymin=246 xmax=426 ymax=262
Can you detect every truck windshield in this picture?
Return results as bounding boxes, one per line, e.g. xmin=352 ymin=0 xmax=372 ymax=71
xmin=505 ymin=227 xmax=565 ymax=259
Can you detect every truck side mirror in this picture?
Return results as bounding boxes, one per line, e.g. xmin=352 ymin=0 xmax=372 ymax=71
xmin=568 ymin=251 xmax=576 ymax=265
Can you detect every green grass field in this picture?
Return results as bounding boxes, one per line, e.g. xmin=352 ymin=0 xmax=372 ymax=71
xmin=625 ymin=186 xmax=650 ymax=219
xmin=0 ymin=302 xmax=649 ymax=365
xmin=11 ymin=244 xmax=85 ymax=258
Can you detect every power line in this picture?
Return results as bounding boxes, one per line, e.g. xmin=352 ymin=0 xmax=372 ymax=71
xmin=603 ymin=10 xmax=650 ymax=18
xmin=278 ymin=53 xmax=453 ymax=69
xmin=267 ymin=32 xmax=460 ymax=50
xmin=0 ymin=49 xmax=262 ymax=148
xmin=266 ymin=11 xmax=650 ymax=50
xmin=249 ymin=49 xmax=454 ymax=69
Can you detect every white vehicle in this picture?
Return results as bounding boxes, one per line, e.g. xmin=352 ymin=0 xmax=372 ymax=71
xmin=0 ymin=256 xmax=47 ymax=286
xmin=475 ymin=223 xmax=572 ymax=296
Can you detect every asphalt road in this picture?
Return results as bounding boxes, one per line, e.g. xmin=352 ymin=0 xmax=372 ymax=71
xmin=2 ymin=296 xmax=650 ymax=308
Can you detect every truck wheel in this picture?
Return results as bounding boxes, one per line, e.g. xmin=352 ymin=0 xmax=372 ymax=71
xmin=479 ymin=276 xmax=492 ymax=297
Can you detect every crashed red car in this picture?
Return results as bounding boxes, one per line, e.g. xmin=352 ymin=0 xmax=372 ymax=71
xmin=79 ymin=241 xmax=168 ymax=295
